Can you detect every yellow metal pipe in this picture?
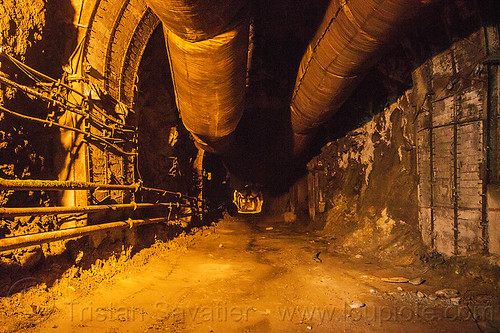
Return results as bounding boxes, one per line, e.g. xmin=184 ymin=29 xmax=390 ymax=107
xmin=0 ymin=217 xmax=176 ymax=252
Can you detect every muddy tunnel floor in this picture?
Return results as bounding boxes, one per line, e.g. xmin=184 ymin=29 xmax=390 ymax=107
xmin=1 ymin=216 xmax=499 ymax=333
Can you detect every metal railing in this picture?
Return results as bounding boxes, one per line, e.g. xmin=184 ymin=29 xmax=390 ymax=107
xmin=0 ymin=54 xmax=204 ymax=253
xmin=0 ymin=202 xmax=183 ymax=217
xmin=0 ymin=177 xmax=204 ymax=252
xmin=0 ymin=217 xmax=176 ymax=252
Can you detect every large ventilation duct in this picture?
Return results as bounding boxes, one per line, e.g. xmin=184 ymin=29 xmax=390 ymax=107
xmin=290 ymin=0 xmax=432 ymax=155
xmin=144 ymin=0 xmax=249 ymax=154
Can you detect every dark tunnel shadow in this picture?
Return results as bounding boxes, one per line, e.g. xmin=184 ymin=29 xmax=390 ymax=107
xmin=225 ymin=0 xmax=331 ymax=194
xmin=184 ymin=0 xmax=497 ymax=198
xmin=24 ymin=1 xmax=78 ymax=79
xmin=132 ymin=27 xmax=200 ymax=202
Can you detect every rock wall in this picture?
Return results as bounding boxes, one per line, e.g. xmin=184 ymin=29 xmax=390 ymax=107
xmin=0 ymin=0 xmax=59 ymax=268
xmin=0 ymin=1 xmax=44 ymax=56
xmin=307 ymin=0 xmax=499 ymax=264
xmin=307 ymin=91 xmax=422 ymax=264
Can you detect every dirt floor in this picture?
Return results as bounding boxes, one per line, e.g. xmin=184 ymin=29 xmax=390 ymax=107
xmin=0 ymin=216 xmax=499 ymax=333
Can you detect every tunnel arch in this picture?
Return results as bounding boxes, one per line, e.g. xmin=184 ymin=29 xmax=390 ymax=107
xmin=83 ymin=0 xmax=160 ymax=107
xmin=79 ymin=0 xmax=210 ymax=208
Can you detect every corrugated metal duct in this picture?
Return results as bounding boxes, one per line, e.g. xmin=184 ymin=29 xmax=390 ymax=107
xmin=144 ymin=0 xmax=250 ymax=154
xmin=290 ymin=0 xmax=433 ymax=155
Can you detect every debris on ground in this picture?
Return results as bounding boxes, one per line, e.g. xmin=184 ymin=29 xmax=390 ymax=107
xmin=381 ymin=277 xmax=409 ymax=283
xmin=409 ymin=277 xmax=425 ymax=285
xmin=349 ymin=301 xmax=366 ymax=309
xmin=283 ymin=212 xmax=296 ymax=223
xmin=435 ymin=288 xmax=459 ymax=298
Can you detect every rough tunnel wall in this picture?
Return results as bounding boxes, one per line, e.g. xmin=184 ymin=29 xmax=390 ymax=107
xmin=0 ymin=0 xmax=202 ymax=275
xmin=0 ymin=1 xmax=49 ymax=188
xmin=309 ymin=90 xmax=422 ymax=264
xmin=308 ymin=0 xmax=496 ymax=262
xmin=0 ymin=0 xmax=73 ymax=268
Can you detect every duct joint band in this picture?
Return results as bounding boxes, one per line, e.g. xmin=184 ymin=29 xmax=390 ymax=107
xmin=312 ymin=56 xmax=360 ymax=79
xmin=342 ymin=3 xmax=379 ymax=43
xmin=291 ymin=0 xmax=352 ymax=103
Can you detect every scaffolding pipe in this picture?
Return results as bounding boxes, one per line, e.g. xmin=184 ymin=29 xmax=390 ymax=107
xmin=0 ymin=202 xmax=183 ymax=217
xmin=0 ymin=178 xmax=139 ymax=191
xmin=0 ymin=217 xmax=176 ymax=252
xmin=140 ymin=186 xmax=202 ymax=202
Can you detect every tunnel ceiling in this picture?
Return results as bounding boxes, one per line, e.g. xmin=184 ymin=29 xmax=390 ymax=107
xmin=80 ymin=0 xmax=333 ymax=190
xmin=81 ymin=0 xmax=330 ymax=108
xmin=78 ymin=0 xmax=486 ymax=191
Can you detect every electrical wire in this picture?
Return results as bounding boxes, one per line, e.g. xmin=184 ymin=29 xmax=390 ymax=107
xmin=1 ymin=52 xmax=85 ymax=97
xmin=0 ymin=74 xmax=136 ymax=137
xmin=0 ymin=104 xmax=137 ymax=156
xmin=0 ymin=53 xmax=203 ymax=208
xmin=0 ymin=51 xmax=135 ymax=129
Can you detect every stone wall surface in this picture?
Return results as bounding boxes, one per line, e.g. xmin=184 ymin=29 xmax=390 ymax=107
xmin=307 ymin=0 xmax=499 ymax=264
xmin=307 ymin=91 xmax=422 ymax=264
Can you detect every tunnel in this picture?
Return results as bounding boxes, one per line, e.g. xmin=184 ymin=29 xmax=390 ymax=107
xmin=0 ymin=0 xmax=499 ymax=331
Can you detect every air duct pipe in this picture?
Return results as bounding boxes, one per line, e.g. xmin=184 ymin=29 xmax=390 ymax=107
xmin=144 ymin=0 xmax=250 ymax=154
xmin=290 ymin=0 xmax=433 ymax=156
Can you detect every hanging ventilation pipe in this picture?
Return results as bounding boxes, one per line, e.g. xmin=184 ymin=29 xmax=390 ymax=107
xmin=144 ymin=0 xmax=250 ymax=154
xmin=290 ymin=0 xmax=433 ymax=155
